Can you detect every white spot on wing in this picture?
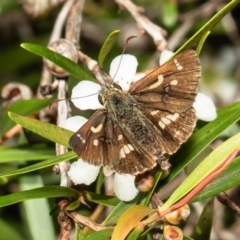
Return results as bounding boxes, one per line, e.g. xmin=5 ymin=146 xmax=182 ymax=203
xmin=93 ymin=139 xmax=99 ymax=146
xmin=174 ymin=59 xmax=183 ymax=70
xmin=91 ymin=123 xmax=103 ymax=133
xmin=149 ymin=74 xmax=163 ymax=89
xmin=120 ymin=148 xmax=126 ymax=159
xmin=124 ymin=145 xmax=130 ymax=154
xmin=118 ymin=134 xmax=123 ymax=140
xmin=166 ymin=112 xmax=179 ymax=121
xmin=170 ymin=80 xmax=178 ymax=86
xmin=151 ymin=110 xmax=159 ymax=116
xmin=161 ymin=117 xmax=171 ymax=125
xmin=127 ymin=144 xmax=134 ymax=151
xmin=158 ymin=121 xmax=165 ymax=129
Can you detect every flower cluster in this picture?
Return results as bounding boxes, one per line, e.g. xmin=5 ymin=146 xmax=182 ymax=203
xmin=62 ymin=51 xmax=217 ymax=201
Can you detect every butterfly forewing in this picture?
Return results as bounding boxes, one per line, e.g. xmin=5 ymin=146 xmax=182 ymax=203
xmin=69 ymin=110 xmax=108 ymax=165
xmin=129 ymin=50 xmax=200 ymax=113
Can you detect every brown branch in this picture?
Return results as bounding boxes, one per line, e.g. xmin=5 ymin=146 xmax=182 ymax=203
xmin=115 ymin=0 xmax=168 ymax=51
xmin=37 ymin=0 xmax=76 ymax=98
xmin=58 ymin=199 xmax=109 ymax=232
xmin=78 ymin=50 xmax=112 ymax=85
xmin=168 ymin=0 xmax=224 ymax=50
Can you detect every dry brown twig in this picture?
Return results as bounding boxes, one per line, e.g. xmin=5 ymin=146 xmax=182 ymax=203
xmin=115 ymin=0 xmax=168 ymax=51
xmin=168 ymin=0 xmax=225 ymax=50
xmin=58 ymin=200 xmax=108 ymax=232
xmin=37 ymin=0 xmax=76 ymax=98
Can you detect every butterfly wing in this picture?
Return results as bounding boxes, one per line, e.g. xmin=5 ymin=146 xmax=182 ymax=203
xmin=142 ymin=107 xmax=196 ymax=154
xmin=69 ymin=110 xmax=120 ymax=166
xmin=128 ymin=50 xmax=199 ymax=155
xmin=129 ymin=50 xmax=201 ymax=113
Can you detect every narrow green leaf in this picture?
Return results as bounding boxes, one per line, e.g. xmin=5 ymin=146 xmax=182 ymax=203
xmin=8 ymin=112 xmax=73 ymax=148
xmin=0 ymin=151 xmax=76 ymax=178
xmin=19 ymin=175 xmax=55 ymax=240
xmin=161 ymin=1 xmax=177 ymax=27
xmin=192 ymin=198 xmax=214 ymax=240
xmin=21 ymin=43 xmax=94 ymax=81
xmin=85 ymin=192 xmax=120 ymax=207
xmin=82 ymin=229 xmax=113 ymax=240
xmin=98 ymin=30 xmax=120 ymax=68
xmin=0 ymin=218 xmax=25 ymax=240
xmin=1 ymin=98 xmax=52 ymax=136
xmin=196 ymin=31 xmax=210 ymax=55
xmin=0 ymin=146 xmax=54 ymax=163
xmin=0 ymin=186 xmax=79 ymax=207
xmin=175 ymin=0 xmax=240 ymax=53
xmin=163 ymin=131 xmax=240 ymax=209
xmin=191 ymin=156 xmax=240 ymax=202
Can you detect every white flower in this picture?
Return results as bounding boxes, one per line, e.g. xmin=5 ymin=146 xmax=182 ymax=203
xmin=160 ymin=50 xmax=217 ymax=122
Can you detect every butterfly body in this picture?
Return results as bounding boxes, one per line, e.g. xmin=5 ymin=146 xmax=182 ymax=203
xmin=69 ymin=50 xmax=201 ymax=175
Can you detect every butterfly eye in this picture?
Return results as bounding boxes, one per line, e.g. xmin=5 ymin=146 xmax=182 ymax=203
xmin=98 ymin=94 xmax=104 ymax=105
xmin=113 ymin=83 xmax=122 ymax=91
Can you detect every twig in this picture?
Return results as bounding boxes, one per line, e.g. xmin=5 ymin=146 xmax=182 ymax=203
xmin=217 ymin=192 xmax=240 ymax=218
xmin=58 ymin=211 xmax=72 ymax=240
xmin=58 ymin=199 xmax=108 ymax=232
xmin=65 ymin=0 xmax=85 ymax=48
xmin=37 ymin=0 xmax=75 ymax=98
xmin=115 ymin=0 xmax=168 ymax=51
xmin=78 ymin=50 xmax=112 ymax=85
xmin=169 ymin=0 xmax=224 ymax=50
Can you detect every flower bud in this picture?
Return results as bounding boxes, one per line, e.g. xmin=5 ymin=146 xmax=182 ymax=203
xmin=165 ymin=204 xmax=190 ymax=225
xmin=135 ymin=171 xmax=154 ymax=192
xmin=163 ymin=225 xmax=183 ymax=240
xmin=44 ymin=39 xmax=78 ymax=78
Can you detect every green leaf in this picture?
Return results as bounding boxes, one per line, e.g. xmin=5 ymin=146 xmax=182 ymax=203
xmin=192 ymin=198 xmax=214 ymax=240
xmin=196 ymin=31 xmax=210 ymax=55
xmin=82 ymin=229 xmax=113 ymax=240
xmin=175 ymin=0 xmax=240 ymax=53
xmin=21 ymin=43 xmax=94 ymax=81
xmin=0 ymin=151 xmax=76 ymax=178
xmin=19 ymin=175 xmax=55 ymax=240
xmin=0 ymin=98 xmax=52 ymax=137
xmin=161 ymin=1 xmax=177 ymax=27
xmin=98 ymin=30 xmax=120 ymax=68
xmin=0 ymin=186 xmax=79 ymax=207
xmin=0 ymin=218 xmax=25 ymax=240
xmin=0 ymin=146 xmax=55 ymax=163
xmin=85 ymin=192 xmax=120 ymax=207
xmin=163 ymin=131 xmax=240 ymax=209
xmin=8 ymin=112 xmax=73 ymax=148
xmin=191 ymin=156 xmax=240 ymax=202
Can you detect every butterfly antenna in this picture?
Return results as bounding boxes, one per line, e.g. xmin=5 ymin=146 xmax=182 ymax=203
xmin=49 ymin=93 xmax=99 ymax=109
xmin=112 ymin=36 xmax=137 ymax=80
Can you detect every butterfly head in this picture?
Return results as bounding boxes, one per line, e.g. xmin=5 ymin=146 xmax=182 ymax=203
xmin=98 ymin=82 xmax=123 ymax=106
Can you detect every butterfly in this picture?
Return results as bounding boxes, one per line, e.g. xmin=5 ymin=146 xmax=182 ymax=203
xmin=69 ymin=50 xmax=201 ymax=175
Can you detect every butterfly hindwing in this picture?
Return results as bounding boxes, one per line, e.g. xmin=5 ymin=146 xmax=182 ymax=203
xmin=129 ymin=50 xmax=201 ymax=113
xmin=142 ymin=107 xmax=196 ymax=154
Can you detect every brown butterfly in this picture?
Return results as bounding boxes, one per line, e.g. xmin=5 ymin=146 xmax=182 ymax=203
xmin=69 ymin=50 xmax=201 ymax=175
